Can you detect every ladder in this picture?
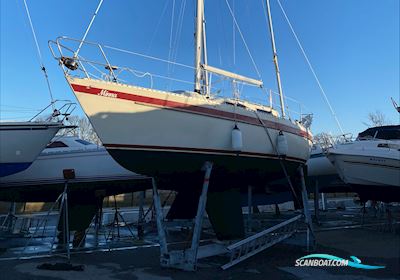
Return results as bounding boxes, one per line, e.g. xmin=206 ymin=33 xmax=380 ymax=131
xmin=221 ymin=214 xmax=302 ymax=270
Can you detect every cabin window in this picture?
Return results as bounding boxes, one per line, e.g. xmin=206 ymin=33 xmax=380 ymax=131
xmin=257 ymin=109 xmax=271 ymax=114
xmin=358 ymin=126 xmax=400 ymax=140
xmin=377 ymin=143 xmax=389 ymax=148
xmin=376 ymin=130 xmax=400 ymax=140
xmin=223 ymin=101 xmax=247 ymax=109
xmin=75 ymin=139 xmax=92 ymax=145
xmin=46 ymin=141 xmax=68 ymax=148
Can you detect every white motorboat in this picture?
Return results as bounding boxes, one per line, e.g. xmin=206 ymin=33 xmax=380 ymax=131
xmin=328 ymin=125 xmax=400 ymax=202
xmin=50 ymin=0 xmax=312 ymax=192
xmin=0 ymin=136 xmax=148 ymax=202
xmin=0 ymin=122 xmax=63 ymax=177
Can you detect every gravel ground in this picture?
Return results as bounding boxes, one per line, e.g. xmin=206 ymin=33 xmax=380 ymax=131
xmin=0 ymin=226 xmax=399 ymax=280
xmin=0 ymin=205 xmax=399 ymax=280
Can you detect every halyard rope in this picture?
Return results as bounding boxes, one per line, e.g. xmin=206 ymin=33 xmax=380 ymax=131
xmin=275 ymin=0 xmax=345 ymax=134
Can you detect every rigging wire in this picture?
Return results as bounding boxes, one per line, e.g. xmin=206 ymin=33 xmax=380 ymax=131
xmin=22 ymin=0 xmax=55 ymax=108
xmin=391 ymin=97 xmax=400 ymax=113
xmin=0 ymin=104 xmax=42 ymax=110
xmin=167 ymin=0 xmax=176 ymax=77
xmin=275 ymin=0 xmax=345 ymax=134
xmin=1 ymin=109 xmax=41 ymax=112
xmin=224 ymin=0 xmax=262 ymax=81
xmin=232 ymin=0 xmax=236 ymax=66
xmin=103 ymin=45 xmax=195 ymax=69
xmin=166 ymin=0 xmax=187 ymax=90
xmin=254 ymin=110 xmax=302 ymax=208
xmin=216 ymin=0 xmax=227 ymax=67
xmin=147 ymin=1 xmax=170 ymax=52
xmin=170 ymin=0 xmax=187 ymax=74
xmin=74 ymin=0 xmax=104 ymax=58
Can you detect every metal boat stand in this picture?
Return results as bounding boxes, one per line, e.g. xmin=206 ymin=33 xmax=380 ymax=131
xmin=221 ymin=167 xmax=315 ymax=270
xmin=0 ymin=202 xmax=17 ymax=233
xmin=299 ymin=167 xmax=316 ymax=252
xmin=247 ymin=186 xmax=253 ymax=232
xmin=313 ymin=180 xmax=321 ymax=225
xmin=17 ymin=170 xmax=81 ymax=260
xmin=49 ymin=169 xmax=77 ymax=260
xmin=50 ymin=181 xmax=71 ymax=260
xmin=382 ymin=204 xmax=398 ymax=233
xmin=137 ymin=191 xmax=145 ymax=239
xmin=321 ymin=192 xmax=327 ymax=211
xmin=17 ymin=186 xmax=66 ymax=257
xmin=94 ymin=199 xmax=103 ymax=246
xmin=152 ymin=161 xmax=213 ymax=271
xmin=152 ymin=163 xmax=315 ymax=271
xmin=106 ymin=195 xmax=135 ymax=241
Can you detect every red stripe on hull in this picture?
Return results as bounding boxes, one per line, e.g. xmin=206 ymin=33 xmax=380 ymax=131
xmin=71 ymin=83 xmax=312 ymax=140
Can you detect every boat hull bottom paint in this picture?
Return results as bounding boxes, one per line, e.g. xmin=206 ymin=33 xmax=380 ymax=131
xmin=107 ymin=149 xmax=305 ymax=191
xmin=0 ymin=162 xmax=31 ymax=177
xmin=0 ymin=178 xmax=152 ymax=202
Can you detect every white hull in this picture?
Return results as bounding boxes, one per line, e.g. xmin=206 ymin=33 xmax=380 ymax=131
xmin=306 ymin=146 xmax=349 ymax=193
xmin=329 ymin=153 xmax=400 ymax=186
xmin=0 ymin=139 xmax=143 ymax=188
xmin=68 ymin=77 xmax=312 ymax=180
xmin=0 ymin=137 xmax=148 ymax=201
xmin=0 ymin=122 xmax=62 ymax=177
xmin=328 ymin=141 xmax=400 ymax=187
xmin=307 ymin=147 xmax=337 ymax=177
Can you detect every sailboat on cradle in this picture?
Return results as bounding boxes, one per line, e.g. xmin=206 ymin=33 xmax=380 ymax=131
xmin=50 ymin=0 xmax=312 ymax=192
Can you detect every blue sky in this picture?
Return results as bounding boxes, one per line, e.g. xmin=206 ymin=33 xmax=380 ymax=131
xmin=1 ymin=0 xmax=399 ymax=136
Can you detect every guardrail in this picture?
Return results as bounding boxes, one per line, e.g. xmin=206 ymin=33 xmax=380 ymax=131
xmin=49 ymin=36 xmax=311 ymax=122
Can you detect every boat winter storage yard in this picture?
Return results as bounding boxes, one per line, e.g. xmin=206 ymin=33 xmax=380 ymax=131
xmin=1 ymin=0 xmax=399 ymax=278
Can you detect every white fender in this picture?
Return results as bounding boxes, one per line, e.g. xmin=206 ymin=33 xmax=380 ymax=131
xmin=232 ymin=124 xmax=243 ymax=151
xmin=277 ymin=130 xmax=288 ymax=156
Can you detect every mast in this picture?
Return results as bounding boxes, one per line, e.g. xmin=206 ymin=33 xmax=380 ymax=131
xmin=265 ymin=0 xmax=286 ymax=118
xmin=194 ymin=0 xmax=204 ymax=94
xmin=202 ymin=13 xmax=210 ymax=96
